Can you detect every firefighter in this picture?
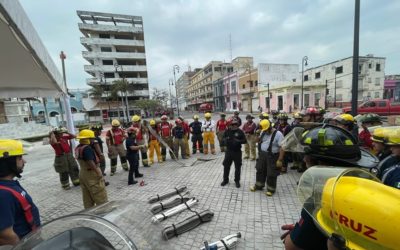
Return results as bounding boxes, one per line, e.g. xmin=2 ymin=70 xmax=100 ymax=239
xmin=126 ymin=127 xmax=144 ymax=185
xmin=277 ymin=113 xmax=292 ymax=173
xmin=106 ymin=119 xmax=128 ymax=175
xmin=290 ymin=112 xmax=305 ymax=171
xmin=75 ymin=130 xmax=108 ymax=209
xmin=220 ymin=118 xmax=247 ymax=188
xmin=377 ymin=127 xmax=400 ymax=179
xmin=357 ymin=113 xmax=382 ymax=151
xmin=281 ymin=124 xmax=379 ymax=250
xmin=131 ymin=115 xmax=149 ymax=167
xmin=178 ymin=116 xmax=191 ymax=158
xmin=371 ymin=127 xmax=392 ymax=161
xmin=291 ymin=112 xmax=303 ymax=127
xmin=147 ymin=119 xmax=162 ymax=164
xmin=271 ymin=110 xmax=280 ymax=126
xmin=233 ymin=111 xmax=242 ymax=127
xmin=242 ymin=114 xmax=257 ymax=160
xmin=172 ymin=119 xmax=187 ymax=159
xmin=333 ymin=114 xmax=358 ymax=141
xmin=216 ymin=113 xmax=228 ymax=152
xmin=259 ymin=112 xmax=269 ymax=121
xmin=49 ymin=127 xmax=80 ymax=190
xmin=202 ymin=112 xmax=216 ymax=154
xmin=189 ymin=115 xmax=203 ymax=154
xmin=90 ymin=124 xmax=106 ymax=175
xmin=0 ymin=139 xmax=41 ymax=245
xmin=250 ymin=119 xmax=284 ymax=196
xmin=159 ymin=115 xmax=174 ymax=160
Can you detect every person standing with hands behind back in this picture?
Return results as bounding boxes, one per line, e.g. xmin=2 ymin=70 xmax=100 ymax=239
xmin=126 ymin=127 xmax=144 ymax=185
xmin=221 ymin=118 xmax=247 ymax=188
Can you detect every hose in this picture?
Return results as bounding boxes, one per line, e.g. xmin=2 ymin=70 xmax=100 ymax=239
xmin=151 ymin=198 xmax=199 ymax=223
xmin=201 ymin=232 xmax=242 ymax=250
xmin=162 ymin=210 xmax=214 ymax=240
xmin=147 ymin=185 xmax=187 ymax=203
xmin=150 ymin=191 xmax=190 ymax=214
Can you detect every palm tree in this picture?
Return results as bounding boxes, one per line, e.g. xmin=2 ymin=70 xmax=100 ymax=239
xmin=88 ymin=85 xmax=104 ymax=99
xmin=111 ymin=79 xmax=133 ymax=121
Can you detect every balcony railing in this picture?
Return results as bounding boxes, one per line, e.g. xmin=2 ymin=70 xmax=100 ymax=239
xmin=82 ymin=51 xmax=146 ymax=60
xmin=84 ymin=65 xmax=147 ymax=72
xmin=80 ymin=37 xmax=145 ymax=47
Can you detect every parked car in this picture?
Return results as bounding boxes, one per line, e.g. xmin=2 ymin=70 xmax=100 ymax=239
xmin=342 ymin=99 xmax=400 ymax=116
xmin=199 ymin=103 xmax=213 ymax=113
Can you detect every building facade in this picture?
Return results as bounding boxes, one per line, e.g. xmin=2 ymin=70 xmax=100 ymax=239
xmin=176 ymin=71 xmax=195 ymax=111
xmin=223 ymin=72 xmax=240 ymax=112
xmin=384 ymin=75 xmax=400 ymax=101
xmin=213 ymin=78 xmax=225 ymax=112
xmin=77 ymin=10 xmax=149 ymax=120
xmin=302 ymin=55 xmax=385 ymax=108
xmin=187 ymin=61 xmax=233 ymax=111
xmin=239 ymin=68 xmax=258 ymax=113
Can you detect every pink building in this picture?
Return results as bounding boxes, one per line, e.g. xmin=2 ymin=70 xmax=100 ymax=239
xmin=223 ymin=72 xmax=240 ymax=112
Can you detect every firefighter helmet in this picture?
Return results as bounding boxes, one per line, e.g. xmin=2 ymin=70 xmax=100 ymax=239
xmin=175 ymin=119 xmax=182 ymax=124
xmin=271 ymin=110 xmax=279 ymax=116
xmin=385 ymin=127 xmax=400 ymax=146
xmin=259 ymin=119 xmax=271 ymax=132
xmin=246 ymin=114 xmax=254 ymax=120
xmin=220 ymin=113 xmax=226 ymax=117
xmin=193 ymin=115 xmax=199 ymax=120
xmin=234 ymin=111 xmax=240 ymax=115
xmin=278 ymin=113 xmax=289 ymax=120
xmin=358 ymin=113 xmax=382 ymax=124
xmin=205 ymin=112 xmax=212 ymax=118
xmin=298 ymin=166 xmax=398 ymax=250
xmin=0 ymin=140 xmax=26 ymax=158
xmin=161 ymin=115 xmax=168 ymax=120
xmin=132 ymin=115 xmax=141 ymax=122
xmin=111 ymin=119 xmax=120 ymax=127
xmin=259 ymin=112 xmax=269 ymax=120
xmin=293 ymin=112 xmax=303 ymax=119
xmin=76 ymin=129 xmax=95 ymax=139
xmin=90 ymin=124 xmax=103 ymax=131
xmin=149 ymin=120 xmax=156 ymax=126
xmin=301 ymin=124 xmax=378 ymax=168
xmin=334 ymin=114 xmax=355 ymax=126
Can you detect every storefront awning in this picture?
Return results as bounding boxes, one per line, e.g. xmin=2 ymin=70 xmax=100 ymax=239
xmin=0 ymin=0 xmax=64 ymax=98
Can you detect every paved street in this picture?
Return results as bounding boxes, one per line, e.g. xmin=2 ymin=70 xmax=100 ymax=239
xmin=20 ymin=113 xmax=302 ymax=250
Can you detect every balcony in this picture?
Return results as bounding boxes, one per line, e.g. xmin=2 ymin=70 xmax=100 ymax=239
xmin=87 ymin=77 xmax=148 ymax=85
xmin=83 ymin=51 xmax=146 ymax=60
xmin=79 ymin=23 xmax=143 ymax=34
xmin=84 ymin=65 xmax=147 ymax=73
xmin=99 ymin=89 xmax=149 ymax=98
xmin=80 ymin=37 xmax=144 ymax=47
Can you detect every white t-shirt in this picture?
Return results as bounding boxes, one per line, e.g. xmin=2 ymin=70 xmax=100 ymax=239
xmin=260 ymin=130 xmax=284 ymax=153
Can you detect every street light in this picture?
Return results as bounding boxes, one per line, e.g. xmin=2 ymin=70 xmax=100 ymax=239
xmin=332 ymin=65 xmax=337 ymax=107
xmin=114 ymin=63 xmax=129 ymax=122
xmin=301 ymin=56 xmax=308 ymax=110
xmin=173 ymin=65 xmax=180 ymax=116
xmin=99 ymin=72 xmax=111 ymax=123
xmin=169 ymin=79 xmax=174 ymax=116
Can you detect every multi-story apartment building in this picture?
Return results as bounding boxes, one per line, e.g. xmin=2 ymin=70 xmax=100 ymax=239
xmin=176 ymin=71 xmax=196 ymax=111
xmin=213 ymin=78 xmax=225 ymax=112
xmin=187 ymin=61 xmax=233 ymax=111
xmin=239 ymin=68 xmax=258 ymax=113
xmin=223 ymin=72 xmax=240 ymax=112
xmin=303 ymin=54 xmax=385 ymax=107
xmin=77 ymin=10 xmax=149 ymax=120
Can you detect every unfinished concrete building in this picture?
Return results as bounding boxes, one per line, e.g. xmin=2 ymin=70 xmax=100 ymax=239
xmin=77 ymin=10 xmax=149 ymax=121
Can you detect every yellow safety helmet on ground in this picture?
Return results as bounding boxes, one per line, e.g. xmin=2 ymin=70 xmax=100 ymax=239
xmin=298 ymin=166 xmax=400 ymax=250
xmin=111 ymin=119 xmax=120 ymax=127
xmin=0 ymin=140 xmax=25 ymax=158
xmin=193 ymin=115 xmax=199 ymax=120
xmin=149 ymin=119 xmax=156 ymax=126
xmin=259 ymin=119 xmax=271 ymax=131
xmin=334 ymin=113 xmax=355 ymax=126
xmin=132 ymin=115 xmax=141 ymax=122
xmin=205 ymin=112 xmax=212 ymax=119
xmin=76 ymin=129 xmax=95 ymax=139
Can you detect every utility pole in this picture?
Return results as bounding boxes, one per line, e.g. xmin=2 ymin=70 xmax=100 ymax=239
xmin=173 ymin=65 xmax=180 ymax=116
xmin=351 ymin=0 xmax=360 ymax=116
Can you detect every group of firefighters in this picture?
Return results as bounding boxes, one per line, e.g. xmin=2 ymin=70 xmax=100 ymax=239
xmin=1 ymin=107 xmax=400 ymax=248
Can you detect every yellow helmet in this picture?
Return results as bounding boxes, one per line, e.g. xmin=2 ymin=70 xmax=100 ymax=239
xmin=371 ymin=127 xmax=400 ymax=144
xmin=334 ymin=114 xmax=355 ymax=125
xmin=76 ymin=129 xmax=95 ymax=139
xmin=298 ymin=167 xmax=400 ymax=250
xmin=111 ymin=119 xmax=120 ymax=127
xmin=293 ymin=112 xmax=303 ymax=119
xmin=205 ymin=112 xmax=212 ymax=119
xmin=0 ymin=140 xmax=25 ymax=158
xmin=132 ymin=115 xmax=141 ymax=122
xmin=259 ymin=119 xmax=271 ymax=131
xmin=385 ymin=127 xmax=400 ymax=146
xmin=193 ymin=115 xmax=199 ymax=120
xmin=149 ymin=119 xmax=156 ymax=126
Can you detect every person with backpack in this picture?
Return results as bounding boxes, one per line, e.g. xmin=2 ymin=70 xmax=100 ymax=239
xmin=0 ymin=140 xmax=41 ymax=246
xmin=75 ymin=130 xmax=108 ymax=209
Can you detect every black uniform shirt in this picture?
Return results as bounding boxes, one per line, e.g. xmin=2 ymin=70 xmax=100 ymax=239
xmin=222 ymin=129 xmax=246 ymax=152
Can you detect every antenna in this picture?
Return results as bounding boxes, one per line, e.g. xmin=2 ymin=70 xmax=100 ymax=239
xmin=229 ymin=33 xmax=233 ymax=62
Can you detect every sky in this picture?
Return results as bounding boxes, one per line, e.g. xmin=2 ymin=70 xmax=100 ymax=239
xmin=19 ymin=0 xmax=400 ymax=91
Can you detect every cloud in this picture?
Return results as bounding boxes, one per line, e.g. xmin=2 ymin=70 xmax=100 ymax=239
xmin=18 ymin=0 xmax=400 ymax=91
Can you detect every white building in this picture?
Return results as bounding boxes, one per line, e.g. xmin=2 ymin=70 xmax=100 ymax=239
xmin=303 ymin=55 xmax=385 ymax=107
xmin=77 ymin=11 xmax=149 ymax=120
xmin=176 ymin=71 xmax=195 ymax=111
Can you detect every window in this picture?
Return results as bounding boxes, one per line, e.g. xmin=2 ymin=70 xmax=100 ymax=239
xmin=232 ymin=101 xmax=237 ymax=109
xmin=255 ymin=80 xmax=258 ymax=86
xmin=314 ymin=93 xmax=321 ymax=106
xmin=368 ymin=63 xmax=372 ymax=69
xmin=335 ymin=66 xmax=343 ymax=74
xmin=100 ymin=47 xmax=112 ymax=52
xmin=304 ymin=94 xmax=310 ymax=107
xmin=265 ymin=97 xmax=270 ymax=109
xmin=231 ymin=81 xmax=237 ymax=93
xmin=104 ymin=72 xmax=115 ymax=78
xmin=242 ymin=84 xmax=245 ymax=89
xmin=249 ymin=80 xmax=253 ymax=88
xmin=304 ymin=75 xmax=309 ymax=81
xmin=358 ymin=64 xmax=362 ymax=72
xmin=293 ymin=94 xmax=299 ymax=109
xmin=99 ymin=33 xmax=110 ymax=39
xmin=315 ymin=72 xmax=321 ymax=79
xmin=102 ymin=60 xmax=113 ymax=65
xmin=376 ymin=63 xmax=381 ymax=72
xmin=378 ymin=101 xmax=386 ymax=107
xmin=375 ymin=78 xmax=380 ymax=86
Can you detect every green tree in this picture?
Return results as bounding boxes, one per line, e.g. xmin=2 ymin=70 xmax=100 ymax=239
xmin=134 ymin=99 xmax=162 ymax=116
xmin=88 ymin=85 xmax=104 ymax=99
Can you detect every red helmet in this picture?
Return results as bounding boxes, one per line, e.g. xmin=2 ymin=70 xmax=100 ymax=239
xmin=306 ymin=107 xmax=318 ymax=114
xmin=175 ymin=119 xmax=182 ymax=124
xmin=161 ymin=115 xmax=168 ymax=120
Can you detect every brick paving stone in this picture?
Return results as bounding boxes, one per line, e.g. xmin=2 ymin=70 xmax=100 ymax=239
xmin=21 ymin=125 xmax=303 ymax=249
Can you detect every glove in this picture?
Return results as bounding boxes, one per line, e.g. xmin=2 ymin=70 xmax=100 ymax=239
xmin=280 ymin=224 xmax=295 ymax=240
xmin=276 ymin=159 xmax=283 ymax=169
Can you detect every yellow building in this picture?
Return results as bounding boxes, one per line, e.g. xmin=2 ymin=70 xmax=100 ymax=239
xmin=239 ymin=68 xmax=258 ymax=113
